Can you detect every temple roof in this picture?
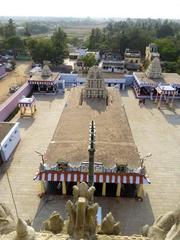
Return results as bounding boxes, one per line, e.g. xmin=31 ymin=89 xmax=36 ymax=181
xmin=44 ymin=87 xmax=140 ymax=168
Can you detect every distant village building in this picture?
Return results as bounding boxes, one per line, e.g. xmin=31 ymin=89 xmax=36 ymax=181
xmin=0 ymin=122 xmax=20 ymax=163
xmin=124 ymin=48 xmax=141 ymax=71
xmin=74 ymin=60 xmax=84 ymax=72
xmin=145 ymin=43 xmax=160 ymax=62
xmin=69 ymin=48 xmax=100 ymax=61
xmin=101 ymin=60 xmax=126 ymax=73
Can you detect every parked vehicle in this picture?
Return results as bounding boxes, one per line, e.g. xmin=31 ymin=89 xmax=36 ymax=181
xmin=9 ymin=85 xmax=20 ymax=94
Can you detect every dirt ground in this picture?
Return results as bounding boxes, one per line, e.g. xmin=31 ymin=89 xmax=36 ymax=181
xmin=0 ymin=61 xmax=31 ymax=104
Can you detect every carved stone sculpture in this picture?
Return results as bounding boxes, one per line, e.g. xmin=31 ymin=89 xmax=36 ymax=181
xmin=15 ymin=218 xmax=35 ymax=240
xmin=43 ymin=211 xmax=64 ymax=234
xmin=0 ymin=203 xmax=16 ymax=234
xmin=101 ymin=212 xmax=121 ymax=235
xmin=142 ymin=204 xmax=180 ymax=240
xmin=65 ymin=182 xmax=98 ymax=240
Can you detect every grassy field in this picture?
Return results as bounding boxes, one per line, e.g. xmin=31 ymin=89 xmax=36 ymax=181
xmin=62 ymin=23 xmax=107 ymax=39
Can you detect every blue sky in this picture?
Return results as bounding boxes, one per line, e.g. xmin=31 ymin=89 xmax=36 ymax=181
xmin=0 ymin=0 xmax=180 ymax=19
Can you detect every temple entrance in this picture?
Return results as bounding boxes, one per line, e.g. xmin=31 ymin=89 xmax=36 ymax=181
xmin=66 ymin=182 xmax=77 ymax=195
xmin=46 ymin=181 xmax=62 ymax=195
xmin=106 ymin=183 xmax=117 ymax=197
xmin=120 ymin=184 xmax=137 ymax=198
xmin=94 ymin=183 xmax=103 ymax=196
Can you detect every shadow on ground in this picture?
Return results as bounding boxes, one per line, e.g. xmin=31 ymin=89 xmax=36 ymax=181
xmin=33 ymin=193 xmax=154 ymax=236
xmin=16 ymin=117 xmax=35 ymax=130
xmin=120 ymin=90 xmax=129 ymax=97
xmin=159 ymin=107 xmax=180 ymax=125
xmin=84 ymin=98 xmax=107 ymax=112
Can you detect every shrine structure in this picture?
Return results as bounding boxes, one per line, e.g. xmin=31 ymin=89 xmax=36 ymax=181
xmin=18 ymin=96 xmax=37 ymax=117
xmin=28 ymin=65 xmax=60 ymax=94
xmin=133 ymin=57 xmax=180 ymax=101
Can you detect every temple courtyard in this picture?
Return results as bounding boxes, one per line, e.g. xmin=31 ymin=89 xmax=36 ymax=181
xmin=0 ymin=89 xmax=179 ymax=235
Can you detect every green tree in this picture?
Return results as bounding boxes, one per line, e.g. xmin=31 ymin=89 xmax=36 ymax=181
xmin=156 ymin=22 xmax=174 ymax=38
xmin=4 ymin=18 xmax=16 ymax=39
xmin=87 ymin=28 xmax=104 ymax=50
xmin=24 ymin=24 xmax=31 ymax=37
xmin=81 ymin=53 xmax=97 ymax=68
xmin=155 ymin=38 xmax=177 ymax=61
xmin=51 ymin=27 xmax=68 ymax=65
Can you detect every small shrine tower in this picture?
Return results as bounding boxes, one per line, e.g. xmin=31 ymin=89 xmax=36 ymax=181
xmin=83 ymin=66 xmax=107 ymax=98
xmin=146 ymin=57 xmax=162 ymax=79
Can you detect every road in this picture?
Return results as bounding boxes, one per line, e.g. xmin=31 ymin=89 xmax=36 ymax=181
xmin=0 ymin=61 xmax=31 ymax=104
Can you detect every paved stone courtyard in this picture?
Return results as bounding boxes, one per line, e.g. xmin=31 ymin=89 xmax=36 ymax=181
xmin=0 ymin=89 xmax=179 ymax=235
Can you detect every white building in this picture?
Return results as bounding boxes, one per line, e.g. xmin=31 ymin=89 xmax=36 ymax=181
xmin=101 ymin=60 xmax=127 ymax=73
xmin=0 ymin=122 xmax=20 ymax=162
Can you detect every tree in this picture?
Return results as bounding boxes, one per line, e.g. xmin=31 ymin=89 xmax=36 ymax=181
xmin=87 ymin=28 xmax=104 ymax=50
xmin=156 ymin=22 xmax=174 ymax=38
xmin=4 ymin=19 xmax=16 ymax=39
xmin=81 ymin=53 xmax=97 ymax=68
xmin=51 ymin=27 xmax=68 ymax=65
xmin=155 ymin=38 xmax=178 ymax=61
xmin=5 ymin=36 xmax=24 ymax=49
xmin=24 ymin=24 xmax=31 ymax=37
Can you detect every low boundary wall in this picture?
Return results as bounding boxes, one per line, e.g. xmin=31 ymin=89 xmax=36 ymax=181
xmin=0 ymin=82 xmax=32 ymax=121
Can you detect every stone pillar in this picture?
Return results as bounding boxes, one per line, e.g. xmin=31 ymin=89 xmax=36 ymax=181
xmin=155 ymin=91 xmax=159 ymax=103
xmin=62 ymin=181 xmax=67 ymax=195
xmin=136 ymin=184 xmax=144 ymax=201
xmin=157 ymin=93 xmax=163 ymax=109
xmin=150 ymin=91 xmax=153 ymax=101
xmin=122 ymin=83 xmax=125 ymax=90
xmin=169 ymin=92 xmax=176 ymax=108
xmin=40 ymin=181 xmax=46 ymax=194
xmin=102 ymin=183 xmax=106 ymax=196
xmin=116 ymin=183 xmax=121 ymax=197
xmin=20 ymin=106 xmax=23 ymax=116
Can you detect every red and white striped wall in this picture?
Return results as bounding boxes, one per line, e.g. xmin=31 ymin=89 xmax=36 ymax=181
xmin=34 ymin=171 xmax=150 ymax=184
xmin=28 ymin=80 xmax=55 ymax=85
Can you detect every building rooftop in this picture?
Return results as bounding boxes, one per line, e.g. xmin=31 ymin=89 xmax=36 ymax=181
xmin=134 ymin=72 xmax=180 ymax=86
xmin=0 ymin=122 xmax=15 ymax=142
xmin=44 ymin=87 xmax=140 ymax=168
xmin=30 ymin=72 xmax=60 ymax=82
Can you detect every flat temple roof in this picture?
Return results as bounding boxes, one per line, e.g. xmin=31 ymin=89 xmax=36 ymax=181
xmin=0 ymin=122 xmax=15 ymax=142
xmin=44 ymin=87 xmax=140 ymax=168
xmin=134 ymin=72 xmax=180 ymax=85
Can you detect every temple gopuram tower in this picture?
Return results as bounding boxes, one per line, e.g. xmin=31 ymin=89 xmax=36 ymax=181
xmin=145 ymin=57 xmax=162 ymax=79
xmin=83 ymin=66 xmax=107 ymax=98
